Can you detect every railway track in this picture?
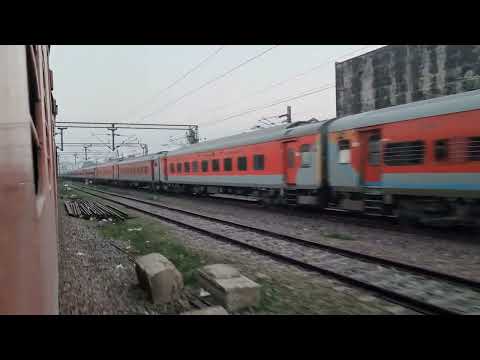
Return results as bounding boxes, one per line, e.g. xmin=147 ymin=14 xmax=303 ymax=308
xmin=71 ymin=184 xmax=480 ymax=315
xmin=90 ymin=183 xmax=479 ymax=242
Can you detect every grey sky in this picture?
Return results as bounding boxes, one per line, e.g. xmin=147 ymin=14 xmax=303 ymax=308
xmin=51 ymin=45 xmax=384 ymax=166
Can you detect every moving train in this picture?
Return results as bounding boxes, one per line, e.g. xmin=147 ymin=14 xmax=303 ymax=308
xmin=0 ymin=45 xmax=59 ymax=314
xmin=4 ymin=45 xmax=477 ymax=315
xmin=64 ymin=89 xmax=480 ymax=226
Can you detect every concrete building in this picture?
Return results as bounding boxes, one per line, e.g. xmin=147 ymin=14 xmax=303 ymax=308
xmin=335 ymin=45 xmax=480 ymax=118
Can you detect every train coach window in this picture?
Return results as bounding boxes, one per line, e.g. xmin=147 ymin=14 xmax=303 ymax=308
xmin=468 ymin=137 xmax=480 ymax=161
xmin=384 ymin=141 xmax=425 ymax=166
xmin=212 ymin=159 xmax=220 ymax=171
xmin=300 ymin=144 xmax=312 ymax=168
xmin=338 ymin=140 xmax=351 ymax=164
xmin=435 ymin=139 xmax=449 ymax=161
xmin=177 ymin=163 xmax=182 ymax=173
xmin=26 ymin=45 xmax=42 ymax=194
xmin=253 ymin=154 xmax=265 ymax=170
xmin=192 ymin=161 xmax=199 ymax=173
xmin=237 ymin=156 xmax=247 ymax=171
xmin=184 ymin=162 xmax=190 ymax=173
xmin=224 ymin=158 xmax=232 ymax=171
xmin=201 ymin=160 xmax=209 ymax=172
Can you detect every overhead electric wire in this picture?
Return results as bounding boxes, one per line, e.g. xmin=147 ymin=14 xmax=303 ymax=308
xmin=125 ymin=45 xmax=226 ymax=123
xmin=89 ymin=131 xmax=116 ymax=151
xmin=193 ymin=46 xmax=382 ymax=130
xmin=65 ymin=45 xmax=378 ymax=154
xmin=199 ymin=83 xmax=335 ymax=128
xmin=289 ymin=108 xmax=334 ymax=121
xmin=194 ymin=45 xmax=376 ymax=116
xmin=138 ymin=45 xmax=280 ymax=121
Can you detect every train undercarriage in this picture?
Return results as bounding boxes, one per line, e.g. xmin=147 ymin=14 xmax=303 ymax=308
xmin=330 ymin=189 xmax=480 ymax=227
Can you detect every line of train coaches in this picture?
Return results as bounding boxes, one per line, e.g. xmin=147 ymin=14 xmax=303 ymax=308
xmin=64 ymin=89 xmax=480 ymax=226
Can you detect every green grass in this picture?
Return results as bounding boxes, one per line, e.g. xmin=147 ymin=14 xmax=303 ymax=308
xmin=254 ymin=277 xmax=344 ymax=315
xmin=98 ymin=212 xmax=316 ymax=314
xmin=60 ymin=181 xmax=206 ymax=286
xmin=60 ymin=181 xmax=385 ymax=314
xmin=99 ymin=216 xmax=205 ymax=286
xmin=59 ymin=183 xmax=86 ymax=200
xmin=255 ymin=278 xmax=299 ymax=314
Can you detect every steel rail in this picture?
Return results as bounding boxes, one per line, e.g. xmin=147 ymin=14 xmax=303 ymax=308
xmin=72 ymin=185 xmax=480 ymax=291
xmin=70 ymin=185 xmax=471 ymax=315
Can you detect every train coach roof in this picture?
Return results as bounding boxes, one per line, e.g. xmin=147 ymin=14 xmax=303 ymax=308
xmin=116 ymin=153 xmax=163 ymax=165
xmin=167 ymin=120 xmax=330 ymax=156
xmin=90 ymin=152 xmax=167 ymax=168
xmin=329 ymin=88 xmax=480 ymax=132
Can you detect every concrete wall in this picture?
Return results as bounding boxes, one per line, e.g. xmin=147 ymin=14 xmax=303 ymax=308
xmin=335 ymin=45 xmax=480 ymax=118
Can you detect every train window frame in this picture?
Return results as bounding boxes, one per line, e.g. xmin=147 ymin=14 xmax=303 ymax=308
xmin=468 ymin=137 xmax=480 ymax=161
xmin=176 ymin=163 xmax=182 ymax=173
xmin=300 ymin=144 xmax=312 ymax=168
xmin=253 ymin=154 xmax=265 ymax=170
xmin=223 ymin=158 xmax=232 ymax=171
xmin=338 ymin=139 xmax=351 ymax=164
xmin=192 ymin=160 xmax=199 ymax=173
xmin=368 ymin=134 xmax=381 ymax=166
xmin=201 ymin=160 xmax=209 ymax=172
xmin=435 ymin=139 xmax=449 ymax=161
xmin=26 ymin=45 xmax=44 ymax=195
xmin=184 ymin=161 xmax=190 ymax=173
xmin=237 ymin=156 xmax=247 ymax=171
xmin=212 ymin=159 xmax=220 ymax=172
xmin=384 ymin=140 xmax=425 ymax=166
xmin=40 ymin=48 xmax=52 ymax=188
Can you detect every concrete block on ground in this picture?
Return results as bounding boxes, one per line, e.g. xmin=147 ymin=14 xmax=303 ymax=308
xmin=181 ymin=306 xmax=229 ymax=315
xmin=135 ymin=253 xmax=183 ymax=304
xmin=197 ymin=264 xmax=261 ymax=311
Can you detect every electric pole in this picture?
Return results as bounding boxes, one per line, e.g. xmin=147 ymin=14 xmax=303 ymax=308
xmin=107 ymin=123 xmax=118 ymax=151
xmin=279 ymin=106 xmax=292 ymax=123
xmin=83 ymin=145 xmax=91 ymax=160
xmin=55 ymin=121 xmax=200 ymax=161
xmin=186 ymin=126 xmax=199 ymax=144
xmin=56 ymin=127 xmax=67 ymax=151
xmin=73 ymin=153 xmax=78 ymax=167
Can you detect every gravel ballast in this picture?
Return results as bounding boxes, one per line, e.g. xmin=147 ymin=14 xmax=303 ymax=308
xmin=58 ymin=193 xmax=416 ymax=315
xmin=58 ymin=206 xmax=191 ymax=315
xmin=89 ymin=184 xmax=480 ymax=281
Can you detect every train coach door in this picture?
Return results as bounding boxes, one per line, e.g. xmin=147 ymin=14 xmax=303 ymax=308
xmin=162 ymin=158 xmax=168 ymax=181
xmin=150 ymin=161 xmax=155 ymax=183
xmin=283 ymin=141 xmax=298 ymax=185
xmin=359 ymin=130 xmax=382 ymax=187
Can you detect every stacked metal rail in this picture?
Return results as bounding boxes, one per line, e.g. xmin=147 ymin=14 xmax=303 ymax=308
xmin=64 ymin=199 xmax=128 ymax=221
